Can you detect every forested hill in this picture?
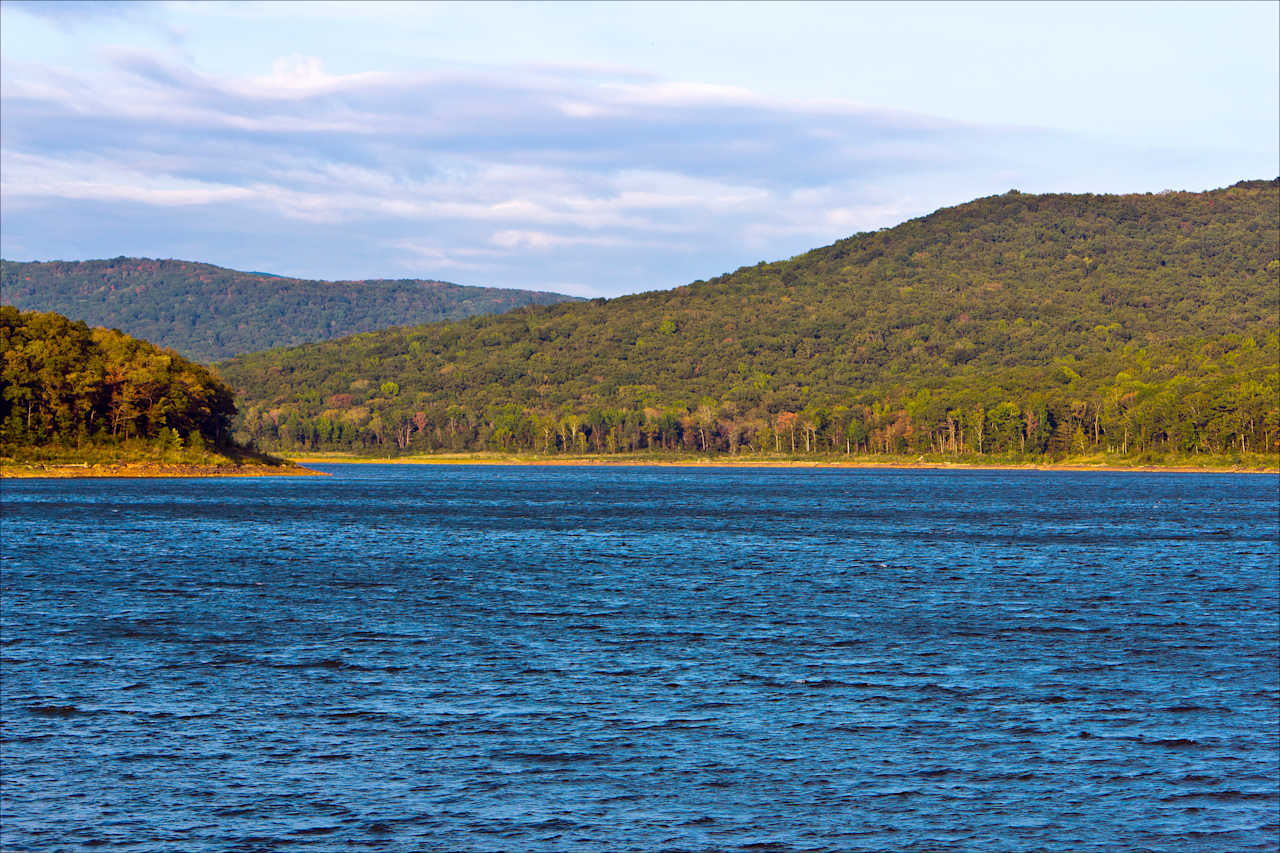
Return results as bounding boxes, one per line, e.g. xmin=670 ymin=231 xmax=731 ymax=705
xmin=1 ymin=306 xmax=236 ymax=447
xmin=220 ymin=179 xmax=1279 ymax=460
xmin=0 ymin=258 xmax=581 ymax=362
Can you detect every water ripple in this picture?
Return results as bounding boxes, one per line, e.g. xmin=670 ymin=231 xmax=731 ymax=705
xmin=1 ymin=466 xmax=1277 ymax=851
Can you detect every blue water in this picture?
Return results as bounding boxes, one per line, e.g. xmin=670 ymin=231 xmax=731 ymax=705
xmin=2 ymin=465 xmax=1277 ymax=851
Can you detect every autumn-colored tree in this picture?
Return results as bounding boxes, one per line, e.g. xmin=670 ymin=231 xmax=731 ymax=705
xmin=776 ymin=411 xmax=799 ymax=453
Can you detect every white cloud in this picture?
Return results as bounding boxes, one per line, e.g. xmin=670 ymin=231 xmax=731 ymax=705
xmin=3 ymin=44 xmax=1221 ymax=294
xmin=1 ymin=151 xmax=254 ymax=206
xmin=489 ymin=229 xmax=681 ymax=251
xmin=384 ymin=240 xmax=502 ymax=272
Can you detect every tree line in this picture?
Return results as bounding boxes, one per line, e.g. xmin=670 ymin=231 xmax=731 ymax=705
xmin=0 ymin=307 xmax=236 ymax=449
xmin=235 ymin=333 xmax=1276 ymax=460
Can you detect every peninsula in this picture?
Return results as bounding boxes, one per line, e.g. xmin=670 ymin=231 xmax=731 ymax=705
xmin=0 ymin=307 xmax=313 ymax=478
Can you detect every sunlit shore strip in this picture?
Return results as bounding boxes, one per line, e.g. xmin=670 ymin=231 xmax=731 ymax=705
xmin=283 ymin=452 xmax=1278 ymax=474
xmin=0 ymin=462 xmax=324 ymax=479
xmin=4 ymin=453 xmax=1272 ymax=478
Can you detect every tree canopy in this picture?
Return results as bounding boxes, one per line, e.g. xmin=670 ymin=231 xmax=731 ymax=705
xmin=0 ymin=307 xmax=236 ymax=448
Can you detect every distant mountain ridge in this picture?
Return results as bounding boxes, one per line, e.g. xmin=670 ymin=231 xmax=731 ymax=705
xmin=0 ymin=257 xmax=581 ymax=362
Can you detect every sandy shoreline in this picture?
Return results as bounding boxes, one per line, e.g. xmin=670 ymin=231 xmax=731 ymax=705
xmin=282 ymin=453 xmax=1278 ymax=475
xmin=4 ymin=454 xmax=1271 ymax=478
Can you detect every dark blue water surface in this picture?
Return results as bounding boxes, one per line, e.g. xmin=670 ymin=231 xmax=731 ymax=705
xmin=2 ymin=465 xmax=1277 ymax=851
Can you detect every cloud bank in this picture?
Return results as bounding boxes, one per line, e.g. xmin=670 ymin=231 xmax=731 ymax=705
xmin=0 ymin=48 xmax=1257 ymax=295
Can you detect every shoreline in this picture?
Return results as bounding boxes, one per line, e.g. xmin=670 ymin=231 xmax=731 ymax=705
xmin=281 ymin=453 xmax=1278 ymax=475
xmin=6 ymin=453 xmax=1271 ymax=478
xmin=0 ymin=461 xmax=324 ymax=479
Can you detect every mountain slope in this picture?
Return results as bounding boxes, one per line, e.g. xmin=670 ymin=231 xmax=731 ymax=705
xmin=220 ymin=179 xmax=1279 ymax=459
xmin=0 ymin=258 xmax=581 ymax=362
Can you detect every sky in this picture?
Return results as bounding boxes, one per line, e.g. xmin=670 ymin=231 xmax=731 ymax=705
xmin=2 ymin=1 xmax=1276 ymax=297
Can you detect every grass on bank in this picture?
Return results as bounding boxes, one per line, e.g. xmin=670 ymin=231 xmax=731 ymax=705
xmin=0 ymin=437 xmax=308 ymax=477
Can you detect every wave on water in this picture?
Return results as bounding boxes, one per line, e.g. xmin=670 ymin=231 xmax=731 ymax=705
xmin=2 ymin=467 xmax=1277 ymax=851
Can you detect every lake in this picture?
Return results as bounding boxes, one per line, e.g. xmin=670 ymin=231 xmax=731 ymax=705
xmin=2 ymin=465 xmax=1277 ymax=851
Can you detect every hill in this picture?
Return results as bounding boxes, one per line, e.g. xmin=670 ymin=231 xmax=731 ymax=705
xmin=0 ymin=258 xmax=580 ymax=362
xmin=219 ymin=180 xmax=1279 ymax=462
xmin=0 ymin=306 xmax=303 ymax=475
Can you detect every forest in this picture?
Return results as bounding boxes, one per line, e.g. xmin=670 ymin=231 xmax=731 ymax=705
xmin=217 ymin=180 xmax=1279 ymax=463
xmin=0 ymin=307 xmax=236 ymax=452
xmin=1 ymin=258 xmax=579 ymax=362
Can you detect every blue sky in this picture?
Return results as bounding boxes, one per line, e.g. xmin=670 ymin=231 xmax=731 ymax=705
xmin=2 ymin=1 xmax=1276 ymax=296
